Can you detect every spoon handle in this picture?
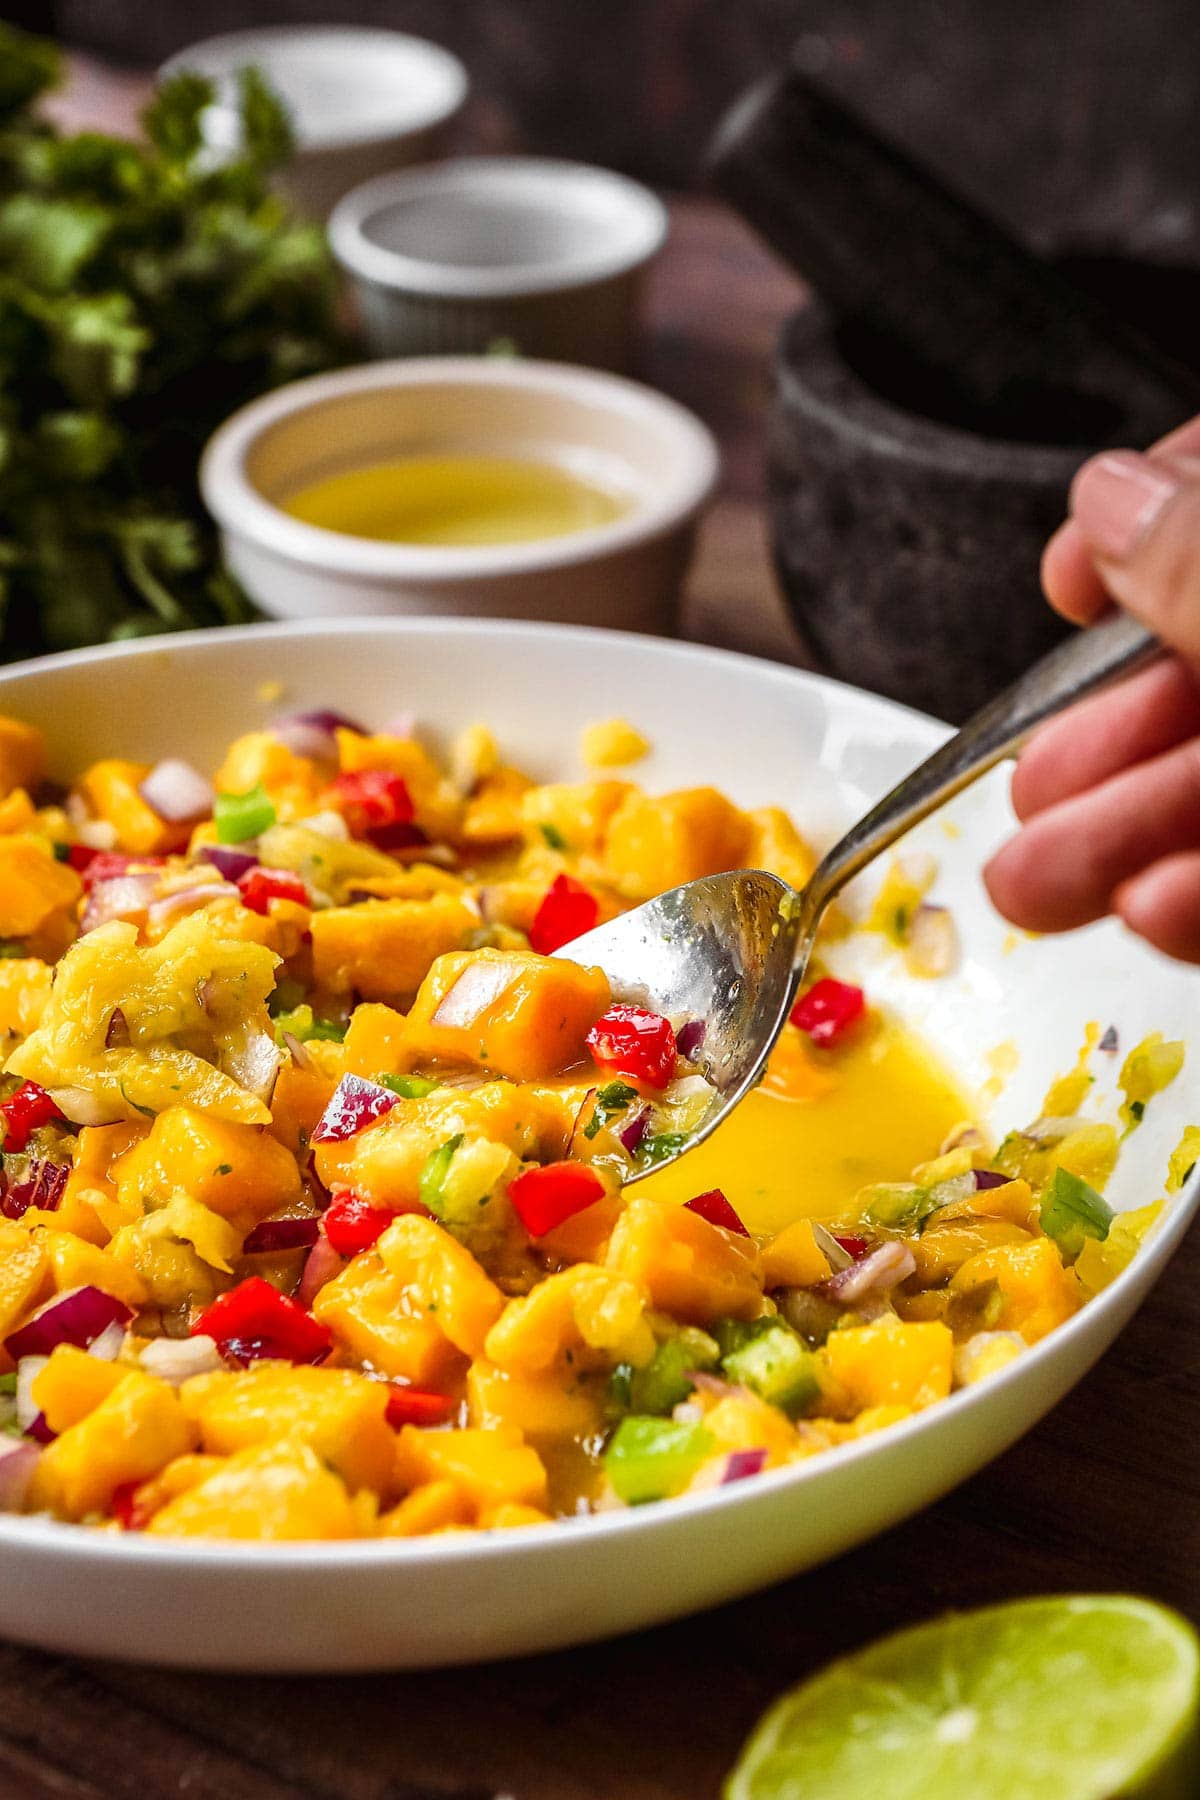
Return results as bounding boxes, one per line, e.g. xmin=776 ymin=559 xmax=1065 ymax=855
xmin=803 ymin=611 xmax=1162 ymax=923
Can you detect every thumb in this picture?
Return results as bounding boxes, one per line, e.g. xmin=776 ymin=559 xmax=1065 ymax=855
xmin=1069 ymin=451 xmax=1200 ymax=664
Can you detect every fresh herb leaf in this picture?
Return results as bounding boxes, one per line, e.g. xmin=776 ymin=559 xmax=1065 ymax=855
xmin=539 ymin=822 xmax=567 ymax=851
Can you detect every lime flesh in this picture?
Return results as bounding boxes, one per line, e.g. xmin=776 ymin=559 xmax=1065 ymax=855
xmin=726 ymin=1595 xmax=1200 ymax=1800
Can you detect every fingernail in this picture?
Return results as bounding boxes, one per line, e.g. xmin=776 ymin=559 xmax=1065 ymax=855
xmin=1070 ymin=452 xmax=1180 ymax=561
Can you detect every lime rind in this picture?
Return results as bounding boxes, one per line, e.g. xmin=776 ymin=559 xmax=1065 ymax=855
xmin=726 ymin=1595 xmax=1200 ymax=1800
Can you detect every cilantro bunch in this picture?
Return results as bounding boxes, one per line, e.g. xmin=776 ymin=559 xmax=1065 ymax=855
xmin=0 ymin=26 xmax=343 ymax=658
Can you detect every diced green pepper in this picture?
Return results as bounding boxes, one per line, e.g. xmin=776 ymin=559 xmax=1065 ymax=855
xmin=418 ymin=1133 xmax=464 ymax=1216
xmin=712 ymin=1315 xmax=777 ymax=1360
xmin=378 ymin=1072 xmax=440 ymax=1099
xmin=631 ymin=1328 xmax=719 ymax=1415
xmin=863 ymin=1182 xmax=934 ymax=1227
xmin=273 ymin=1004 xmax=345 ymax=1047
xmin=722 ymin=1323 xmax=821 ymax=1417
xmin=605 ymin=1415 xmax=715 ymax=1504
xmin=1039 ymin=1165 xmax=1114 ymax=1260
xmin=214 ymin=782 xmax=276 ymax=844
xmin=606 ymin=1361 xmax=634 ymax=1417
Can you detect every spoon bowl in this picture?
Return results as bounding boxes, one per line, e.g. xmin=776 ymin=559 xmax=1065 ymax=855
xmin=561 ymin=609 xmax=1160 ymax=1180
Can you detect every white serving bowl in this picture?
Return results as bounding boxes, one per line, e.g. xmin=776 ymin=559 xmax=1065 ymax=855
xmin=160 ymin=27 xmax=468 ymax=220
xmin=329 ymin=158 xmax=668 ymax=369
xmin=199 ymin=358 xmax=719 ymax=635
xmin=0 ymin=618 xmax=1195 ymax=1672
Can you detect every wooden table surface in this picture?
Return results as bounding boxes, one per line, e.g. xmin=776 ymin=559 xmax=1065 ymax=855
xmin=4 ymin=61 xmax=1199 ymax=1800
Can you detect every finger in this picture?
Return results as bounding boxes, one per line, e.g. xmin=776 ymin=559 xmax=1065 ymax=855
xmin=1010 ymin=656 xmax=1200 ymax=821
xmin=1152 ymin=414 xmax=1200 ymax=461
xmin=1114 ymin=851 xmax=1200 ymax=963
xmin=983 ymin=735 xmax=1200 ymax=931
xmin=1069 ymin=451 xmax=1200 ymax=662
xmin=1041 ymin=519 xmax=1111 ymax=624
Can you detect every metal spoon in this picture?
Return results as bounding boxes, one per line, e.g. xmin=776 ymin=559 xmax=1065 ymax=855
xmin=558 ymin=612 xmax=1161 ymax=1181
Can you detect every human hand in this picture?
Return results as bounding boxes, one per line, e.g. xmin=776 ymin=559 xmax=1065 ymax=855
xmin=984 ymin=414 xmax=1200 ymax=961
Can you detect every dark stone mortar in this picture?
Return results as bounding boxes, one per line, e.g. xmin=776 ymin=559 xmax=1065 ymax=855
xmin=766 ymin=301 xmax=1114 ymax=723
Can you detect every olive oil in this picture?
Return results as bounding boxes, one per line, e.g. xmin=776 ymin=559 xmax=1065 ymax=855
xmin=282 ymin=454 xmax=631 ymax=547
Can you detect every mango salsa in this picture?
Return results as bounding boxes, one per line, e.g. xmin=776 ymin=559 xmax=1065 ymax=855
xmin=0 ymin=707 xmax=1185 ymax=1541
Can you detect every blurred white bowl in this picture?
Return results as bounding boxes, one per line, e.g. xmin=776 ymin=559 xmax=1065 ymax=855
xmin=160 ymin=27 xmax=468 ymax=219
xmin=329 ymin=158 xmax=669 ymax=370
xmin=200 ymin=356 xmax=719 ymax=634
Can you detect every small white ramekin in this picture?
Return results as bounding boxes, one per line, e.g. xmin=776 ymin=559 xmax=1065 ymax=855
xmin=329 ymin=158 xmax=669 ymax=371
xmin=159 ymin=28 xmax=469 ymax=220
xmin=199 ymin=357 xmax=719 ymax=636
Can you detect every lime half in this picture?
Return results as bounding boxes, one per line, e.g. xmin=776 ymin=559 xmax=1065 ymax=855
xmin=726 ymin=1595 xmax=1199 ymax=1800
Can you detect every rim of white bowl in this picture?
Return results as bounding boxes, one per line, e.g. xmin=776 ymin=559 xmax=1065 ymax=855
xmin=159 ymin=26 xmax=469 ymax=150
xmin=199 ymin=357 xmax=720 ymax=581
xmin=0 ymin=615 xmax=1195 ymax=1571
xmin=328 ymin=157 xmax=669 ymax=299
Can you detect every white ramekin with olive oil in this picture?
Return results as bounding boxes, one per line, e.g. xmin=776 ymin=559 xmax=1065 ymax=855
xmin=199 ymin=358 xmax=718 ymax=634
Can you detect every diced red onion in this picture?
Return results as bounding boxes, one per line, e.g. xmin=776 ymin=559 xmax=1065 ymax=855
xmin=688 ymin=1369 xmax=739 ymax=1398
xmin=202 ymin=844 xmax=259 ymax=882
xmin=822 ymin=1240 xmax=917 ymax=1305
xmin=940 ymin=1123 xmax=986 ymax=1154
xmin=25 ymin=1412 xmax=55 ymax=1444
xmin=296 ymin=1233 xmax=345 ymax=1308
xmin=272 ymin=709 xmax=364 ymax=761
xmin=242 ymin=1216 xmax=321 ymax=1254
xmin=369 ymin=821 xmax=428 ymax=854
xmin=80 ymin=871 xmax=159 ymax=933
xmin=86 ymin=1320 xmax=126 ymax=1362
xmin=223 ymin=1028 xmax=283 ymax=1103
xmin=721 ymin=1448 xmax=768 ymax=1484
xmin=618 ymin=1106 xmax=651 ymax=1154
xmin=15 ymin=1356 xmax=48 ymax=1429
xmin=0 ymin=1437 xmax=38 ymax=1511
xmin=105 ymin=1007 xmax=130 ymax=1049
xmin=905 ymin=903 xmax=958 ymax=977
xmin=4 ymin=1286 xmax=133 ymax=1361
xmin=311 ymin=1074 xmax=399 ymax=1144
xmin=0 ymin=1159 xmax=69 ymax=1221
xmin=431 ymin=960 xmax=517 ymax=1029
xmin=292 ymin=708 xmax=366 ymax=736
xmin=1099 ymin=1025 xmax=1119 ymax=1054
xmin=974 ymin=1169 xmax=1010 ymax=1190
xmin=145 ymin=882 xmax=237 ymax=931
xmin=44 ymin=1087 xmax=117 ymax=1128
xmin=138 ymin=759 xmax=214 ymax=824
xmin=139 ymin=1334 xmax=223 ymax=1385
xmin=810 ymin=1222 xmax=855 ymax=1272
xmin=381 ymin=711 xmax=417 ymax=739
xmin=676 ymin=1019 xmax=706 ymax=1061
xmin=281 ymin=1031 xmax=313 ymax=1073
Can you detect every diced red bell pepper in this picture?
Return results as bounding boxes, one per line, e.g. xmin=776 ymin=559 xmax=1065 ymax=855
xmin=0 ymin=1081 xmax=65 ymax=1151
xmin=328 ymin=769 xmax=415 ymax=838
xmin=110 ymin=1480 xmax=149 ymax=1531
xmin=508 ymin=1160 xmax=606 ymax=1237
xmin=528 ymin=872 xmax=599 ymax=955
xmin=586 ymin=1004 xmax=678 ymax=1090
xmin=192 ymin=1276 xmax=332 ymax=1366
xmin=76 ymin=851 xmax=164 ymax=890
xmin=790 ymin=977 xmax=866 ymax=1047
xmin=237 ymin=867 xmax=310 ymax=914
xmin=385 ymin=1386 xmax=457 ymax=1428
xmin=322 ymin=1192 xmax=405 ymax=1257
xmin=833 ymin=1234 xmax=870 ymax=1259
xmin=66 ymin=844 xmax=99 ymax=873
xmin=684 ymin=1188 xmax=749 ymax=1236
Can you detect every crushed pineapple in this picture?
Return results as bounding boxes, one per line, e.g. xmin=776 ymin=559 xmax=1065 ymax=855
xmin=0 ymin=708 xmax=1189 ymax=1542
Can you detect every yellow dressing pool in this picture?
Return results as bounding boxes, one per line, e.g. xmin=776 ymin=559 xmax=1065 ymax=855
xmin=281 ymin=454 xmax=632 ymax=547
xmin=640 ymin=1013 xmax=972 ymax=1234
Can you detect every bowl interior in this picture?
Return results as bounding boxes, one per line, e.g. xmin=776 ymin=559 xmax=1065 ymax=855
xmin=163 ymin=27 xmax=467 ymax=148
xmin=348 ymin=163 xmax=666 ymax=288
xmin=240 ymin=375 xmax=686 ymax=521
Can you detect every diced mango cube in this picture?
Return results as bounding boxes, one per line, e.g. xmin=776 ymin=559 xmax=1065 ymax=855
xmin=376 ymin=1479 xmax=471 ymax=1537
xmin=375 ymin=1214 xmax=503 ymax=1359
xmin=403 ymin=948 xmax=610 ymax=1081
xmin=606 ymin=1197 xmax=763 ymax=1325
xmin=912 ymin=1219 xmax=1033 ymax=1285
xmin=744 ymin=806 xmax=817 ymax=891
xmin=950 ymin=1237 xmax=1080 ymax=1343
xmin=822 ymin=1319 xmax=953 ymax=1412
xmin=180 ymin=1365 xmax=395 ymax=1493
xmin=31 ymin=1344 xmax=128 ymax=1434
xmin=42 ymin=1231 xmax=148 ymax=1307
xmin=603 ymin=788 xmax=750 ymax=899
xmin=0 ymin=716 xmax=45 ymax=799
xmin=0 ymin=835 xmax=82 ymax=937
xmin=146 ymin=1441 xmax=359 ymax=1540
xmin=0 ymin=957 xmax=53 ymax=1036
xmin=342 ymin=1002 xmax=410 ymax=1079
xmin=393 ymin=1423 xmax=548 ymax=1514
xmin=213 ymin=732 xmax=324 ymax=820
xmin=77 ymin=759 xmax=189 ymax=855
xmin=113 ymin=1106 xmax=301 ymax=1230
xmin=466 ymin=1359 xmax=600 ymax=1439
xmin=29 ymin=1371 xmax=196 ymax=1520
xmin=580 ymin=720 xmax=649 ymax=770
xmin=523 ymin=781 xmax=633 ymax=852
xmin=312 ymin=1252 xmax=464 ymax=1385
xmin=311 ymin=894 xmax=477 ymax=1005
xmin=761 ymin=1220 xmax=832 ymax=1289
xmin=484 ymin=1263 xmax=654 ymax=1375
xmin=0 ymin=1217 xmax=50 ymax=1338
